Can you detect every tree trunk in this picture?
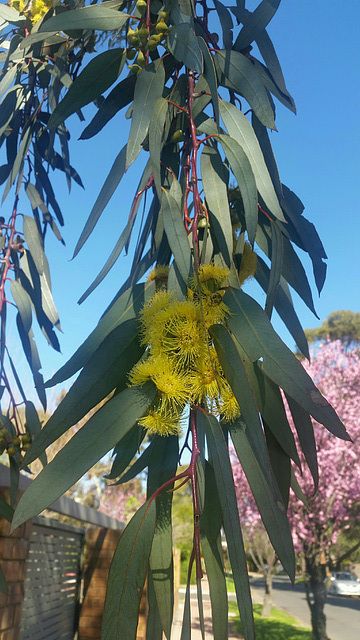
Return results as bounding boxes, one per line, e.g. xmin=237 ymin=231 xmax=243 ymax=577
xmin=261 ymin=571 xmax=273 ymax=618
xmin=303 ymin=556 xmax=330 ymax=640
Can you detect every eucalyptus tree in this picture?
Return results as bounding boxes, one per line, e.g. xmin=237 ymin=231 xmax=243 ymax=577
xmin=0 ymin=1 xmax=350 ymax=639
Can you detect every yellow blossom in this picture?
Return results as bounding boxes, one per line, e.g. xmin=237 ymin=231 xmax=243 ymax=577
xmin=139 ymin=408 xmax=181 ymax=436
xmin=218 ymin=386 xmax=241 ymax=422
xmin=147 ymin=264 xmax=170 ymax=283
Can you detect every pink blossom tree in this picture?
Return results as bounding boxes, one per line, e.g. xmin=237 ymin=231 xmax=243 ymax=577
xmin=287 ymin=340 xmax=360 ymax=640
xmin=233 ymin=340 xmax=360 ymax=638
xmin=98 ymin=478 xmax=144 ymax=524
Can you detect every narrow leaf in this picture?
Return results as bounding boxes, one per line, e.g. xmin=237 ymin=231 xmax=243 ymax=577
xmin=161 ymin=190 xmax=192 ymax=284
xmin=215 ymin=49 xmax=275 ymax=129
xmin=219 ymin=100 xmax=284 ymax=220
xmin=233 ymin=0 xmax=281 ymax=51
xmin=167 ymin=23 xmax=203 ymax=75
xmin=126 ymin=60 xmax=165 ymax=169
xmin=199 ymin=411 xmax=255 ymax=640
xmin=102 ymin=500 xmax=156 ymax=640
xmin=48 ymin=48 xmax=125 ymax=129
xmin=197 ymin=38 xmax=220 ymax=126
xmin=73 ymin=145 xmax=127 ymax=258
xmin=218 ymin=134 xmax=258 ymax=244
xmin=39 ymin=6 xmax=130 ymax=33
xmin=265 ymin=220 xmax=283 ymax=318
xmin=224 ymin=288 xmax=350 ymax=440
xmin=201 ymin=145 xmax=232 ymax=266
xmin=12 ymin=383 xmax=156 ymax=530
xmin=46 ymin=281 xmax=155 ymax=387
xmin=80 ymin=75 xmax=136 ymax=140
xmin=24 ymin=319 xmax=143 ymax=465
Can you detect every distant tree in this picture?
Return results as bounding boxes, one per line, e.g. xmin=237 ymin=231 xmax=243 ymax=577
xmin=305 ymin=310 xmax=360 ymax=348
xmin=287 ymin=341 xmax=360 ymax=640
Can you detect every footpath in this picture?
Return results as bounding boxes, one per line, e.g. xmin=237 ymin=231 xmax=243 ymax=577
xmin=171 ymin=577 xmax=263 ymax=639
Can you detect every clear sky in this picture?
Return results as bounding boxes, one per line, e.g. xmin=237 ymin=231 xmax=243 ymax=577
xmin=6 ymin=0 xmax=360 ymax=405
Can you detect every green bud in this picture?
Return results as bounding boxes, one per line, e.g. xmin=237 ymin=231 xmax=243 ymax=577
xmin=170 ymin=129 xmax=185 ymax=143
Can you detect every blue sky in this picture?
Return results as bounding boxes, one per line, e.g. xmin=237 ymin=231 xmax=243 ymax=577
xmin=7 ymin=0 xmax=360 ymax=405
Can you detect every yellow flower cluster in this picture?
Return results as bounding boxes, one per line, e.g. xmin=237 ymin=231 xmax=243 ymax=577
xmin=129 ymin=264 xmax=241 ymax=436
xmin=11 ymin=0 xmax=52 ymax=25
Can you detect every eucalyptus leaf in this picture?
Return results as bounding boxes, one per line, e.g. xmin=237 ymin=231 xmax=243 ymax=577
xmin=126 ymin=60 xmax=165 ymax=169
xmin=25 ymin=319 xmax=144 ymax=465
xmin=39 ymin=6 xmax=130 ymax=33
xmin=225 ymin=288 xmax=350 ymax=441
xmin=48 ymin=48 xmax=125 ymax=129
xmin=46 ymin=281 xmax=155 ymax=387
xmin=215 ymin=49 xmax=276 ymax=129
xmin=12 ymin=383 xmax=156 ymax=530
xmin=201 ymin=145 xmax=232 ymax=266
xmin=102 ymin=500 xmax=156 ymax=640
xmin=199 ymin=411 xmax=255 ymax=640
xmin=218 ymin=134 xmax=258 ymax=244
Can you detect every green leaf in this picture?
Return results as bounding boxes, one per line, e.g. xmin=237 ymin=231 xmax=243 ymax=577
xmin=219 ymin=100 xmax=284 ymax=221
xmin=255 ymin=29 xmax=296 ymax=113
xmin=15 ymin=315 xmax=46 ymax=410
xmin=215 ymin=49 xmax=275 ymax=129
xmin=224 ymin=287 xmax=350 ymax=441
xmin=167 ymin=23 xmax=203 ymax=75
xmin=45 ymin=281 xmax=155 ymax=388
xmin=147 ymin=572 xmax=163 ymax=640
xmin=126 ymin=60 xmax=165 ymax=169
xmin=23 ymin=216 xmax=45 ymax=275
xmin=107 ymin=424 xmax=145 ymax=481
xmin=2 ymin=126 xmax=33 ymax=203
xmin=39 ymin=6 xmax=130 ymax=33
xmin=211 ymin=324 xmax=272 ymax=483
xmin=24 ymin=319 xmax=143 ymax=465
xmin=256 ymin=220 xmax=318 ymax=317
xmin=255 ymin=257 xmax=309 ymax=359
xmin=213 ymin=0 xmax=233 ymax=49
xmin=233 ymin=1 xmax=281 ymax=52
xmin=113 ymin=438 xmax=157 ymax=486
xmin=0 ymin=495 xmax=14 ymax=523
xmin=252 ymin=112 xmax=283 ymax=199
xmin=11 ymin=279 xmax=32 ymax=333
xmin=200 ymin=463 xmax=228 ymax=640
xmin=48 ymin=48 xmax=125 ymax=129
xmin=264 ymin=421 xmax=291 ymax=508
xmin=230 ymin=417 xmax=295 ymax=580
xmin=149 ymin=97 xmax=169 ymax=198
xmin=264 ymin=221 xmax=283 ymax=318
xmin=197 ymin=38 xmax=220 ymax=127
xmin=201 ymin=145 xmax=232 ymax=266
xmin=0 ymin=65 xmax=18 ymax=101
xmin=285 ymin=394 xmax=319 ymax=490
xmin=73 ymin=145 xmax=127 ymax=258
xmin=161 ymin=190 xmax=192 ymax=284
xmin=0 ymin=564 xmax=8 ymax=595
xmin=12 ymin=383 xmax=156 ymax=531
xmin=148 ymin=436 xmax=178 ymax=639
xmin=102 ymin=500 xmax=156 ymax=640
xmin=80 ymin=75 xmax=136 ymax=140
xmin=198 ymin=411 xmax=255 ymax=640
xmin=0 ymin=4 xmax=26 ymax=27
xmin=218 ymin=134 xmax=258 ymax=244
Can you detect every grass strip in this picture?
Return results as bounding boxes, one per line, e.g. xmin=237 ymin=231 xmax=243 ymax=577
xmin=229 ymin=601 xmax=311 ymax=639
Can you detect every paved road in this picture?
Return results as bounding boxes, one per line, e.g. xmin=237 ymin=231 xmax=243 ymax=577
xmin=250 ymin=575 xmax=360 ymax=640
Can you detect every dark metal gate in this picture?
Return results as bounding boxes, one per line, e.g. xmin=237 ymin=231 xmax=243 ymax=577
xmin=19 ymin=516 xmax=84 ymax=640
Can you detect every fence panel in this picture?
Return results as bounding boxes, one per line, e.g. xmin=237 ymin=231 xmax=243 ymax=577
xmin=19 ymin=517 xmax=84 ymax=640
